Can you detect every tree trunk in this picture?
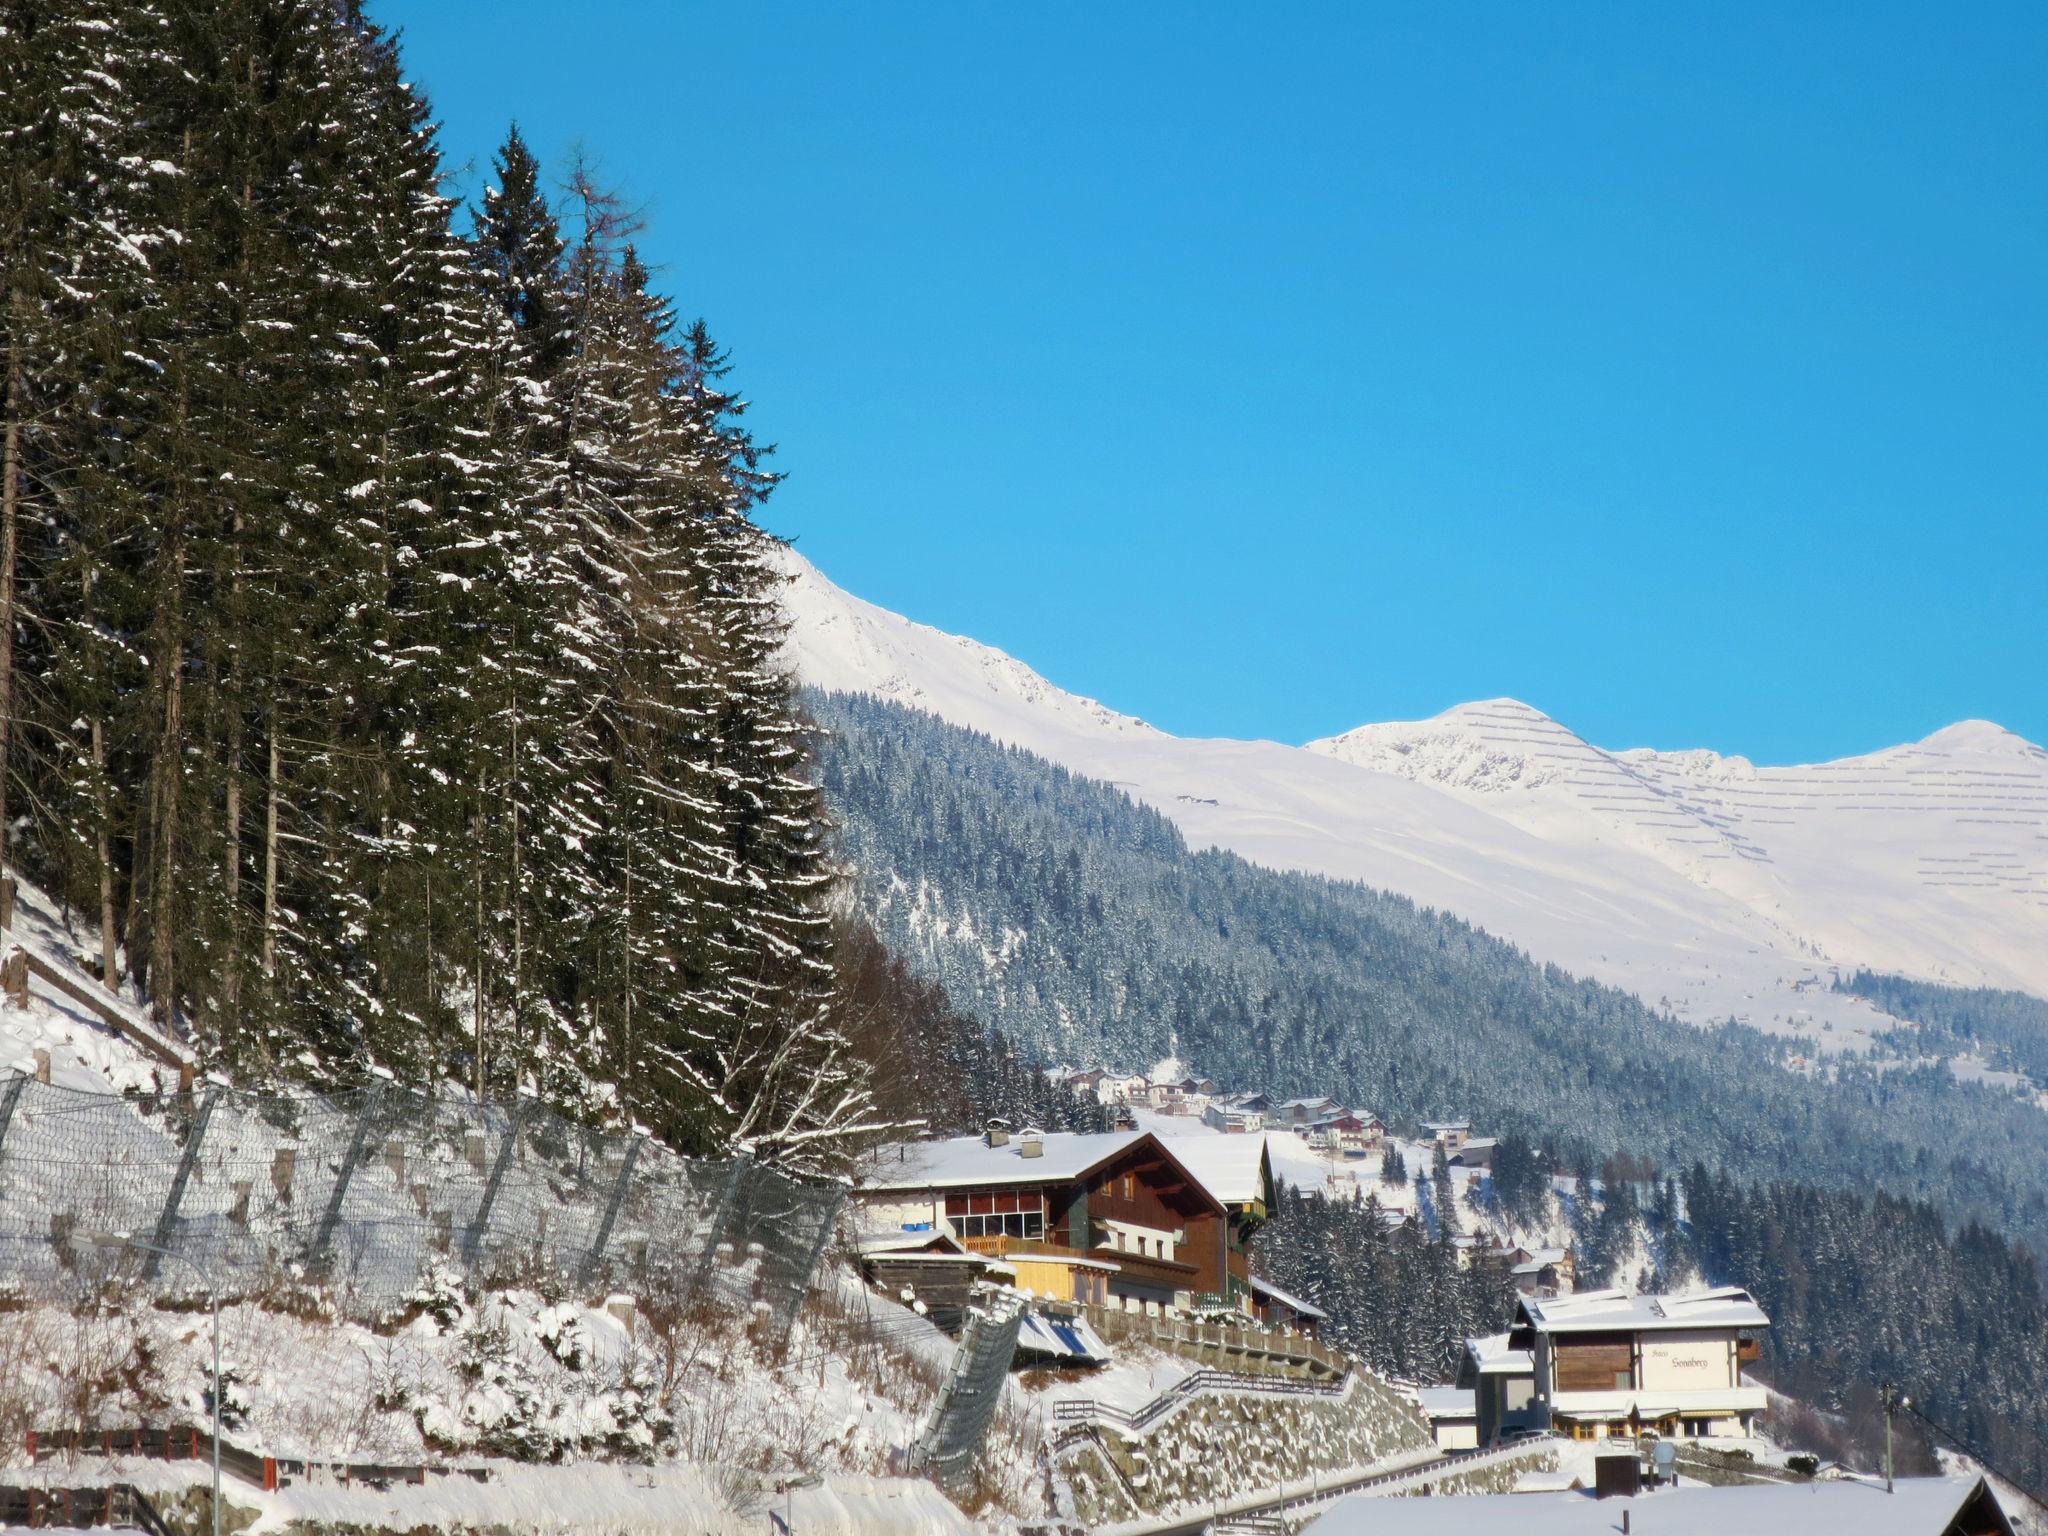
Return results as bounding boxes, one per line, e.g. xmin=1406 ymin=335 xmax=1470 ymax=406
xmin=510 ymin=706 xmax=522 ymax=1059
xmin=261 ymin=709 xmax=280 ymax=980
xmin=222 ymin=704 xmax=242 ymax=1023
xmin=149 ymin=572 xmax=184 ymax=1028
xmin=92 ymin=716 xmax=117 ymax=994
xmin=0 ymin=282 xmax=24 ymax=871
xmin=82 ymin=567 xmax=119 ymax=994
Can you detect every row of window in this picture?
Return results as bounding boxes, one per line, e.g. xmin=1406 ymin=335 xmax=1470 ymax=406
xmin=953 ymin=1210 xmax=1045 ymax=1239
xmin=944 ymin=1189 xmax=1046 ymax=1218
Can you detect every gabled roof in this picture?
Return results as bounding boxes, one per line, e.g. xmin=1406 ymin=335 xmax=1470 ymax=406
xmin=1154 ymin=1133 xmax=1274 ymax=1206
xmin=1517 ymin=1284 xmax=1769 ymax=1333
xmin=1248 ymin=1272 xmax=1327 ymax=1320
xmin=1465 ymin=1331 xmax=1535 ymax=1376
xmin=1415 ymin=1386 xmax=1476 ymax=1421
xmin=855 ymin=1130 xmax=1226 ymax=1215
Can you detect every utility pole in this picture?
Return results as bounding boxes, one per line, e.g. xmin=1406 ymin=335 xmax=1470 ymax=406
xmin=1881 ymin=1382 xmax=1902 ymax=1494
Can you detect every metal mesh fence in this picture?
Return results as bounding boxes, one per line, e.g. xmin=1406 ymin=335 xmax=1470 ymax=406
xmin=910 ymin=1287 xmax=1025 ymax=1491
xmin=0 ymin=1073 xmax=843 ymax=1335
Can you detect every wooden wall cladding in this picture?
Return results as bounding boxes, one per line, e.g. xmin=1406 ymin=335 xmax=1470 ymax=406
xmin=1555 ymin=1336 xmax=1635 ymax=1392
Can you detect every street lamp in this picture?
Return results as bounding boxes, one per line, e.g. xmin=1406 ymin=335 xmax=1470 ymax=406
xmin=88 ymin=1233 xmax=222 ymax=1536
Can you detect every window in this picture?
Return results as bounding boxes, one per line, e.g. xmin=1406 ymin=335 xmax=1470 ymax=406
xmin=944 ymin=1189 xmax=1045 ymax=1240
xmin=1123 ymin=1174 xmax=1135 ymax=1200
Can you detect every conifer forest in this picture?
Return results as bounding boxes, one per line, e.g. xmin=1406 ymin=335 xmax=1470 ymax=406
xmin=0 ymin=1 xmax=858 ymax=1161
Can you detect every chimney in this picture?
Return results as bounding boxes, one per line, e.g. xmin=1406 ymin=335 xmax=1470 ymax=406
xmin=1019 ymin=1126 xmax=1045 ymax=1159
xmin=985 ymin=1118 xmax=1012 ymax=1148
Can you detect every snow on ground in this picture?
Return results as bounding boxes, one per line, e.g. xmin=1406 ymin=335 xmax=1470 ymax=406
xmin=1138 ymin=1110 xmax=1451 ymax=1229
xmin=777 ymin=546 xmax=2048 ymax=1051
xmin=8 ymin=1456 xmax=972 ymax=1536
xmin=1309 ymin=1471 xmax=2006 ymax=1535
xmin=0 ymin=873 xmax=184 ymax=1093
xmin=0 ymin=1259 xmax=1035 ymax=1531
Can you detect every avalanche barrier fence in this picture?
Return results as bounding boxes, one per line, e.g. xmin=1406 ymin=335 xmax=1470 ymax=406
xmin=0 ymin=1073 xmax=844 ymax=1336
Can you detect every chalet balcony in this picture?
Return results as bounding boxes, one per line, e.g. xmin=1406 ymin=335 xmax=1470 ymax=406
xmin=1096 ymin=1248 xmax=1198 ymax=1289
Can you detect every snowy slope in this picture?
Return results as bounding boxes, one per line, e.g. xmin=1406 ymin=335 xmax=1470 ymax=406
xmin=775 ymin=545 xmax=2048 ymax=1050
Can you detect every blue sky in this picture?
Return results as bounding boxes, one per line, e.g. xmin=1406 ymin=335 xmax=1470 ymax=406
xmin=384 ymin=3 xmax=2046 ymax=763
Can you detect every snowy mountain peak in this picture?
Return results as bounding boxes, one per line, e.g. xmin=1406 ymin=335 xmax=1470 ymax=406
xmin=770 ymin=542 xmax=1163 ymax=749
xmin=1907 ymin=718 xmax=2045 ymax=760
xmin=1305 ymin=697 xmax=1597 ymax=794
xmin=773 ymin=545 xmax=2048 ymax=1029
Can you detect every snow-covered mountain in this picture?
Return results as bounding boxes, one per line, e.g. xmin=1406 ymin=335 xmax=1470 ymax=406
xmin=775 ymin=546 xmax=2048 ymax=1048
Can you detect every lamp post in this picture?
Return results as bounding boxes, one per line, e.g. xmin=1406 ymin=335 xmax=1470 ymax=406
xmin=89 ymin=1233 xmax=222 ymax=1536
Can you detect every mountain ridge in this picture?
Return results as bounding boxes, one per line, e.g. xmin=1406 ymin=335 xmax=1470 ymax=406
xmin=774 ymin=545 xmax=2048 ymax=1041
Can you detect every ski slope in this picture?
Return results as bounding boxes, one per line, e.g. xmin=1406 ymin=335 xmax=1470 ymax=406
xmin=775 ymin=546 xmax=2048 ymax=1049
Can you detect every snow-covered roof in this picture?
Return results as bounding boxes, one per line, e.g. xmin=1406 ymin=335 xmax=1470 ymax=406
xmin=1518 ymin=1284 xmax=1769 ymax=1334
xmin=1302 ymin=1476 xmax=2010 ymax=1536
xmin=1015 ymin=1312 xmax=1112 ymax=1363
xmin=857 ymin=1130 xmax=1151 ymax=1190
xmin=1465 ymin=1332 xmax=1535 ymax=1376
xmin=1459 ymin=1136 xmax=1499 ymax=1151
xmin=1414 ymin=1386 xmax=1476 ymax=1421
xmin=1422 ymin=1119 xmax=1471 ymax=1132
xmin=1247 ymin=1273 xmax=1327 ymax=1320
xmin=1153 ymin=1133 xmax=1271 ymax=1206
xmin=855 ymin=1229 xmax=968 ymax=1256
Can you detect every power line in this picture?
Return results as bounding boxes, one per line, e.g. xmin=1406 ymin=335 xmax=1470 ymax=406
xmin=1884 ymin=1381 xmax=2048 ymax=1518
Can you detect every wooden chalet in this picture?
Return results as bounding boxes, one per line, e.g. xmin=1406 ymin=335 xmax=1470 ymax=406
xmin=854 ymin=1126 xmax=1238 ymax=1314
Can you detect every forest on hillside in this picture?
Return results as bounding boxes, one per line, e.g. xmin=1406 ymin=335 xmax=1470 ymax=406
xmin=811 ymin=690 xmax=2048 ymax=1250
xmin=0 ymin=1 xmax=858 ymax=1160
xmin=1842 ymin=970 xmax=2048 ymax=1089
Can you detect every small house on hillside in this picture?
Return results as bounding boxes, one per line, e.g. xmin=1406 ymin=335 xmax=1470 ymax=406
xmin=1275 ymin=1095 xmax=1342 ymax=1126
xmin=1511 ymin=1244 xmax=1576 ymax=1296
xmin=1415 ymin=1386 xmax=1479 ymax=1450
xmin=1451 ymin=1136 xmax=1497 ymax=1170
xmin=855 ymin=1230 xmax=1010 ymax=1333
xmin=1245 ymin=1273 xmax=1326 ymax=1336
xmin=1306 ymin=1111 xmax=1377 ymax=1154
xmin=1202 ymin=1099 xmax=1262 ymax=1134
xmin=853 ymin=1125 xmax=1240 ymax=1316
xmin=1511 ymin=1285 xmax=1770 ymax=1442
xmin=1423 ymin=1119 xmax=1472 ymax=1154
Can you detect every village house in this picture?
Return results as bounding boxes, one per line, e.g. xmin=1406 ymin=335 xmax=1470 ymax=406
xmin=1502 ymin=1285 xmax=1771 ymax=1443
xmin=1305 ymin=1110 xmax=1379 ymax=1155
xmin=1451 ymin=1135 xmax=1497 ymax=1170
xmin=1274 ymin=1095 xmax=1343 ymax=1127
xmin=1510 ymin=1243 xmax=1577 ymax=1296
xmin=1145 ymin=1079 xmax=1186 ymax=1112
xmin=1202 ymin=1099 xmax=1264 ymax=1134
xmin=1245 ymin=1274 xmax=1326 ymax=1336
xmin=853 ymin=1230 xmax=1010 ymax=1333
xmin=1423 ymin=1118 xmax=1472 ymax=1154
xmin=852 ymin=1125 xmax=1243 ymax=1317
xmin=1461 ymin=1330 xmax=1543 ymax=1444
xmin=1062 ymin=1067 xmax=1105 ymax=1098
xmin=1415 ymin=1385 xmax=1480 ymax=1450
